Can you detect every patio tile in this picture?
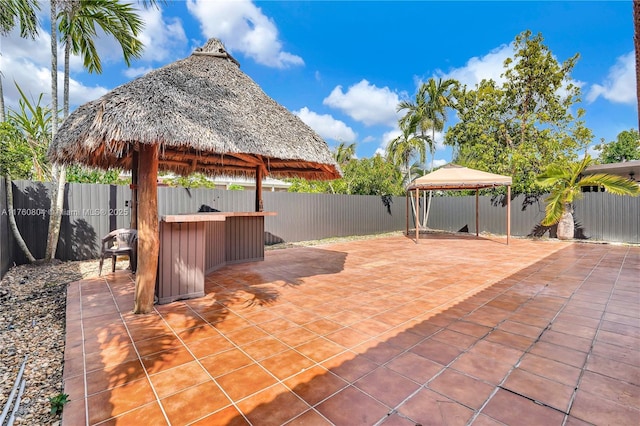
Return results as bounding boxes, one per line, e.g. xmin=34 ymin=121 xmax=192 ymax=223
xmin=516 ymin=353 xmax=582 ymax=387
xmin=295 ymin=337 xmax=346 ymax=363
xmin=578 ymin=370 xmax=640 ymax=409
xmin=396 ymin=387 xmax=474 ymax=425
xmin=185 ymin=333 xmax=235 ymax=358
xmin=450 ymin=351 xmax=513 ymax=385
xmin=260 ymin=349 xmax=315 ymax=380
xmin=85 ymin=358 xmax=146 ymax=395
xmin=87 ymin=378 xmax=156 ymax=424
xmin=284 ymin=365 xmax=349 ymax=406
xmin=236 ymin=384 xmax=311 ymax=426
xmin=315 ymin=386 xmax=389 ymax=425
xmin=240 ymin=336 xmax=290 ymax=360
xmin=570 ymin=388 xmax=640 ymax=426
xmin=410 ymin=339 xmax=462 ymax=366
xmin=585 ymin=354 xmax=640 ymax=383
xmin=62 ymin=238 xmax=640 ymax=426
xmin=199 ymin=348 xmax=253 ymax=377
xmin=190 ymin=406 xmax=249 ymax=426
xmin=322 ymin=351 xmax=379 ymax=383
xmin=148 ymin=360 xmax=211 ymax=399
xmin=355 ymin=366 xmax=421 ymax=407
xmin=160 ymin=381 xmax=231 ymax=425
xmin=428 ymin=368 xmax=495 ymax=410
xmin=285 ymin=409 xmax=333 ymax=425
xmin=98 ymin=401 xmax=168 ymax=425
xmin=481 ymin=388 xmax=565 ymax=425
xmin=216 ymin=363 xmax=278 ymax=401
xmin=502 ymin=368 xmax=574 ymax=412
xmin=140 ymin=346 xmax=195 ymax=374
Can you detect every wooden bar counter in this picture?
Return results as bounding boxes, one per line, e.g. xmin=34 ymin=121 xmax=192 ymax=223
xmin=156 ymin=212 xmax=276 ymax=304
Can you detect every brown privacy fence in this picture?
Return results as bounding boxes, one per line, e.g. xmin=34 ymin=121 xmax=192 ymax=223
xmin=1 ymin=178 xmax=639 ymax=275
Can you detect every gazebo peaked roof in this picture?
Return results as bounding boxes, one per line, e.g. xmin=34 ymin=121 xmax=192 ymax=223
xmin=408 ymin=164 xmax=512 ymax=190
xmin=48 ymin=38 xmax=340 ymax=181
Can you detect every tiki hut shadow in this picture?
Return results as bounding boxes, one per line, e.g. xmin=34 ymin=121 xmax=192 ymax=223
xmin=208 ymin=247 xmax=347 ymax=310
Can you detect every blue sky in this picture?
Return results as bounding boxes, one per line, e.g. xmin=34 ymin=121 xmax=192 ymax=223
xmin=2 ymin=1 xmax=636 ymax=167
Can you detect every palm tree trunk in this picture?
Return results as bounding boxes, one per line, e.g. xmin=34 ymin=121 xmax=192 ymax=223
xmin=45 ymin=0 xmax=65 ymax=261
xmin=5 ymin=175 xmax=36 ymax=263
xmin=556 ymin=203 xmax=575 ymax=240
xmin=424 ymin=130 xmax=436 ymax=228
xmin=0 ymin=75 xmax=5 ymax=122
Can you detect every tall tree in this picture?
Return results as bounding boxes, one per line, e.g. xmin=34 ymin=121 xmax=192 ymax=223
xmin=447 ymin=30 xmax=592 ymax=195
xmin=0 ymin=0 xmax=39 ymax=122
xmin=595 ymin=129 xmax=640 ymax=163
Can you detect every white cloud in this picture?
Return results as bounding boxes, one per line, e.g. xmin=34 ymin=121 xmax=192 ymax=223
xmin=376 ymin=128 xmax=401 ymax=156
xmin=439 ymin=44 xmax=513 ymax=89
xmin=294 ymin=107 xmax=357 ymax=142
xmin=587 ymin=51 xmax=636 ymax=104
xmin=185 ymin=0 xmax=303 ymax=68
xmin=432 ymin=159 xmax=448 ymax=168
xmin=1 ymin=28 xmax=108 ymax=112
xmin=123 ymin=66 xmax=154 ymax=79
xmin=323 ymin=80 xmax=402 ymax=127
xmin=135 ymin=6 xmax=188 ymax=63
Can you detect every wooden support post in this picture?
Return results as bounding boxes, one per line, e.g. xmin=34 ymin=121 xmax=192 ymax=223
xmin=133 ymin=144 xmax=159 ymax=314
xmin=415 ymin=189 xmax=419 ymax=243
xmin=405 ymin=191 xmax=409 ymax=237
xmin=507 ymin=185 xmax=511 ymax=245
xmin=255 ymin=166 xmax=263 ymax=212
xmin=475 ymin=189 xmax=479 ymax=237
xmin=130 ymin=150 xmax=138 ymax=230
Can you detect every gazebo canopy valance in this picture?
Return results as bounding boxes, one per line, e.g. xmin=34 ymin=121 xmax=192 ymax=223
xmin=406 ymin=164 xmax=512 ymax=244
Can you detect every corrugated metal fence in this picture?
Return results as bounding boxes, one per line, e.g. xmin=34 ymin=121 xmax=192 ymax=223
xmin=1 ymin=180 xmax=638 ymax=272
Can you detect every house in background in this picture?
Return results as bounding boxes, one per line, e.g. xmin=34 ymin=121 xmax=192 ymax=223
xmin=582 ymin=160 xmax=640 ymax=192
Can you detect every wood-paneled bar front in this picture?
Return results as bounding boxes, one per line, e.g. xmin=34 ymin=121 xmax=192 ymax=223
xmin=156 ymin=212 xmax=276 ymax=304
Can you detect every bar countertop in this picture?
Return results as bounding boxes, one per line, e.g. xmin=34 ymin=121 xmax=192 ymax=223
xmin=161 ymin=211 xmax=277 ymax=223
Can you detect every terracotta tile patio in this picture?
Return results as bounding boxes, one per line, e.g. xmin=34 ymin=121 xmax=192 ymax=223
xmin=62 ymin=234 xmax=640 ymax=425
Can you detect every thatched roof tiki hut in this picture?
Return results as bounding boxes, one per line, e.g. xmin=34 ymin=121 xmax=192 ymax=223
xmin=49 ymin=38 xmax=340 ymax=314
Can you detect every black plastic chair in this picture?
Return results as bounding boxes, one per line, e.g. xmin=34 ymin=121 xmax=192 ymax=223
xmin=98 ymin=229 xmax=138 ymax=276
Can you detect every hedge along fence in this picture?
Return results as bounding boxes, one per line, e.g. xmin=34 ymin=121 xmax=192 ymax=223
xmin=1 ymin=180 xmax=638 ymax=270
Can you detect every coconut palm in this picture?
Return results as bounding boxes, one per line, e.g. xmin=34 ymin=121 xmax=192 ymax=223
xmin=58 ymin=0 xmax=144 ymax=116
xmin=387 ymin=115 xmax=427 ymax=186
xmin=536 ymin=154 xmax=640 ymax=240
xmin=0 ymin=0 xmax=39 ymax=122
xmin=333 ymin=141 xmax=356 ymax=167
xmin=44 ymin=0 xmax=145 ymax=261
xmin=398 ymin=78 xmax=457 ymax=225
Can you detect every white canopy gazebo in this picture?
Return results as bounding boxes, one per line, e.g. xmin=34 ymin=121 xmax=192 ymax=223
xmin=406 ymin=164 xmax=513 ymax=244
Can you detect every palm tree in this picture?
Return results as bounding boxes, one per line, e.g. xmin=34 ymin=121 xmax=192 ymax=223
xmin=44 ymin=0 xmax=145 ymax=261
xmin=58 ymin=0 xmax=144 ymax=116
xmin=0 ymin=0 xmax=39 ymax=122
xmin=398 ymin=78 xmax=457 ymax=225
xmin=333 ymin=141 xmax=356 ymax=167
xmin=386 ymin=115 xmax=427 ymax=186
xmin=536 ymin=154 xmax=640 ymax=240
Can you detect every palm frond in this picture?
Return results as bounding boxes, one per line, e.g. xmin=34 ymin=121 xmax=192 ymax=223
xmin=578 ymin=173 xmax=640 ymax=196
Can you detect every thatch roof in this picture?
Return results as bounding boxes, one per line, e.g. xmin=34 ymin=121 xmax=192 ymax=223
xmin=48 ymin=38 xmax=340 ymax=180
xmin=407 ymin=164 xmax=512 ymax=190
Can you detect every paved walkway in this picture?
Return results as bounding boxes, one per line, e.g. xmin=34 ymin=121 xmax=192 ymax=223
xmin=62 ymin=234 xmax=640 ymax=425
